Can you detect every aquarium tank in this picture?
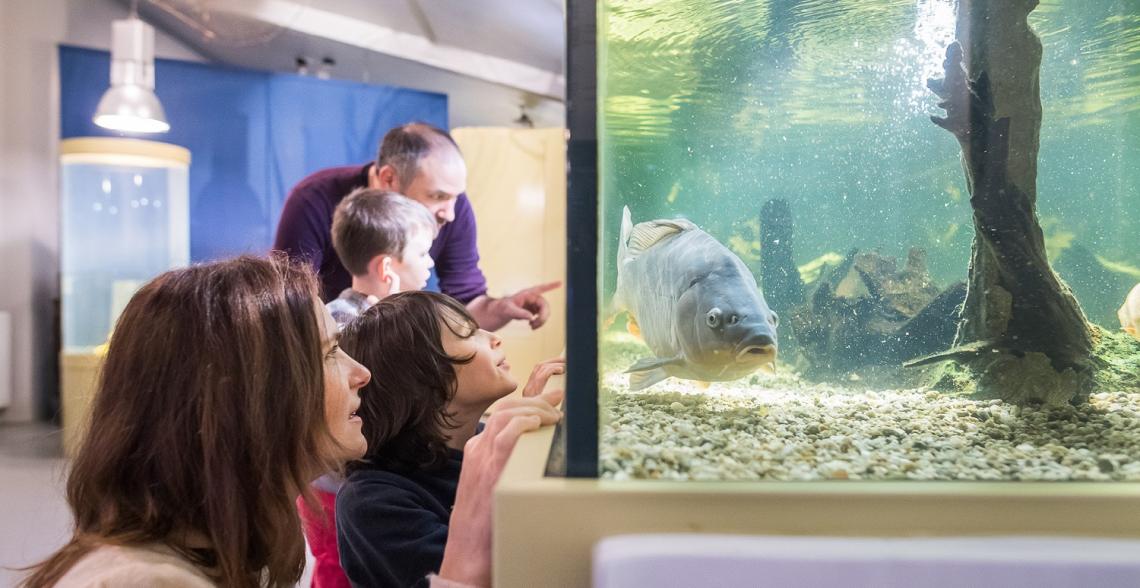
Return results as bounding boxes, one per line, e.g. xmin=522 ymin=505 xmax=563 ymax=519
xmin=562 ymin=0 xmax=1140 ymax=482
xmin=60 ymin=138 xmax=190 ymax=353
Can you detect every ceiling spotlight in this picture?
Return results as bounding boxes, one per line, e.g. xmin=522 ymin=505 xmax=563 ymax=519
xmin=317 ymin=57 xmax=336 ymax=80
xmin=514 ymin=104 xmax=535 ymax=128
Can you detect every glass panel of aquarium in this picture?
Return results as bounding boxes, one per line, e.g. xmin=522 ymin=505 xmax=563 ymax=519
xmin=60 ymin=138 xmax=190 ymax=353
xmin=594 ymin=0 xmax=1140 ymax=482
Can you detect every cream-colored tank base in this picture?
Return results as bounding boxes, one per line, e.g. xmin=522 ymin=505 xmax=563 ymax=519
xmin=60 ymin=352 xmax=102 ymax=457
xmin=493 ymin=374 xmax=1140 ymax=587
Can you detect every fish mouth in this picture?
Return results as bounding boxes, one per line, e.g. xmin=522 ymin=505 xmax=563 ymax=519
xmin=734 ymin=332 xmax=776 ymax=360
xmin=736 ymin=343 xmax=776 ymax=363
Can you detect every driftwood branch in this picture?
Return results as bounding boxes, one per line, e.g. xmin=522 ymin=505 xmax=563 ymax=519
xmin=927 ymin=4 xmax=1094 ymax=404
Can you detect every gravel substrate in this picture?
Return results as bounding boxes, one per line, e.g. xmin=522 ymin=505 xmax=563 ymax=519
xmin=599 ymin=368 xmax=1140 ymax=482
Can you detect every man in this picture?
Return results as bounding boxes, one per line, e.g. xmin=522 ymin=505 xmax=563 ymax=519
xmin=274 ymin=123 xmax=559 ymax=331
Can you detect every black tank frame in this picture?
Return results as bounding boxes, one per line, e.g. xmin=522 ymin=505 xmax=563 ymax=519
xmin=563 ymin=0 xmax=600 ymax=477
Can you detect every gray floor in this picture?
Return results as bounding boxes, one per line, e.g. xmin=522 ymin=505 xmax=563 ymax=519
xmin=0 ymin=423 xmax=71 ymax=587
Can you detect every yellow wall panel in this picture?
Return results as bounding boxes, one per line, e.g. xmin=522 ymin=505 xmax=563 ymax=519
xmin=452 ymin=128 xmax=567 ymax=394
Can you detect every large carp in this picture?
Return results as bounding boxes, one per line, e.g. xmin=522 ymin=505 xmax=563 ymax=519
xmin=614 ymin=206 xmax=779 ymax=391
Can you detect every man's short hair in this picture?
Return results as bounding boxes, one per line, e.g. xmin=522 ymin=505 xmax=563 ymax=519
xmin=376 ymin=123 xmax=460 ymax=187
xmin=332 ymin=188 xmax=438 ymax=277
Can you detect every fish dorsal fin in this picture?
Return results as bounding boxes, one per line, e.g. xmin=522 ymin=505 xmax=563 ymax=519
xmin=626 ymin=218 xmax=695 ymax=256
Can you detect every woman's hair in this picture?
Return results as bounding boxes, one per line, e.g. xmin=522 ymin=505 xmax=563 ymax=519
xmin=22 ymin=255 xmax=337 ymax=588
xmin=340 ymin=291 xmax=477 ymax=473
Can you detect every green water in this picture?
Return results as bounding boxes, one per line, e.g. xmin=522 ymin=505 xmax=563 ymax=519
xmin=598 ymin=0 xmax=1140 ymax=328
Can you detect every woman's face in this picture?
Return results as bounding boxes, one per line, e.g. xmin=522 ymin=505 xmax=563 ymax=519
xmin=441 ymin=311 xmax=518 ymax=407
xmin=318 ymin=303 xmax=371 ymax=462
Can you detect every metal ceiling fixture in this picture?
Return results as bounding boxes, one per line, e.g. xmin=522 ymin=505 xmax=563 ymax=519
xmin=93 ymin=3 xmax=169 ymax=134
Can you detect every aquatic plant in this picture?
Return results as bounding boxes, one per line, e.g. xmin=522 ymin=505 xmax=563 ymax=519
xmin=797 ymin=252 xmax=844 ymax=284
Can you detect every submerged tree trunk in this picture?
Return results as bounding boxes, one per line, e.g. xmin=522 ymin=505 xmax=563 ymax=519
xmin=928 ymin=0 xmax=1094 ymax=404
xmin=759 ymin=198 xmax=805 ymax=314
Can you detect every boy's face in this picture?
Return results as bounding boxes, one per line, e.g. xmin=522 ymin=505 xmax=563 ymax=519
xmin=441 ymin=313 xmax=518 ymax=408
xmin=390 ymin=226 xmax=435 ymax=291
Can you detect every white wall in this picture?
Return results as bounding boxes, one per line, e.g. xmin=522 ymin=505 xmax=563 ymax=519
xmin=0 ymin=0 xmax=204 ymax=423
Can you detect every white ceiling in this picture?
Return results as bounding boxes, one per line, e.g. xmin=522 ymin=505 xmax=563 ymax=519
xmin=135 ymin=0 xmax=566 ymax=99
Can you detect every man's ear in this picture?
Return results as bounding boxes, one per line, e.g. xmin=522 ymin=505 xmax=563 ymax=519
xmin=371 ymin=164 xmax=400 ymax=191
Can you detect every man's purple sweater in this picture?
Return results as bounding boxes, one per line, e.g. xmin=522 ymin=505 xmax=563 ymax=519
xmin=273 ymin=163 xmax=488 ymax=303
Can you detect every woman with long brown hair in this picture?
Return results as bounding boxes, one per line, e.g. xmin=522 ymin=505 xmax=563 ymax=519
xmin=22 ymin=256 xmax=541 ymax=587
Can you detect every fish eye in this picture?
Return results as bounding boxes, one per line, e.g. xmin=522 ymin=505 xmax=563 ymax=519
xmin=705 ymin=308 xmax=722 ymax=328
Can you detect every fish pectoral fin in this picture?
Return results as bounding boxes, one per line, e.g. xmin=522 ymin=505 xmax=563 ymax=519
xmin=626 ymin=357 xmax=681 ymax=390
xmin=628 ymin=368 xmax=671 ymax=391
xmin=695 ymin=381 xmax=712 ymax=389
xmin=625 ymin=356 xmax=681 ymax=373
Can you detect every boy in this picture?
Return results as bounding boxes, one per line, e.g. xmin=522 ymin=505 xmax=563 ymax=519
xmin=301 ymin=187 xmax=437 ymax=588
xmin=325 ymin=187 xmax=438 ymax=327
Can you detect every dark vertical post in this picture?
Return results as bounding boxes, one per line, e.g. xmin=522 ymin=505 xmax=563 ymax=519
xmin=564 ymin=0 xmax=599 ymax=476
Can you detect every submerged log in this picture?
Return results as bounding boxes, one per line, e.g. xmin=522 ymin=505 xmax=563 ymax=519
xmin=928 ymin=0 xmax=1094 ymax=404
xmin=788 ymin=248 xmax=964 ymax=375
xmin=759 ymin=199 xmax=805 ymax=314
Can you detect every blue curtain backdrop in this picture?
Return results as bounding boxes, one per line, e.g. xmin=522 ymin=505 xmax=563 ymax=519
xmin=59 ymin=45 xmax=448 ymax=262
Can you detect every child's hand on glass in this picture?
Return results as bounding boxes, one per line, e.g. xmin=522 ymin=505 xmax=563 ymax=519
xmin=440 ymin=406 xmax=548 ymax=587
xmin=520 ymin=357 xmax=565 ymax=398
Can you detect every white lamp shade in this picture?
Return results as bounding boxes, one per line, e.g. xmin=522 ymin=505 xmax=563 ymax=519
xmin=93 ymin=18 xmax=169 ymax=134
xmin=93 ymin=84 xmax=170 ymax=134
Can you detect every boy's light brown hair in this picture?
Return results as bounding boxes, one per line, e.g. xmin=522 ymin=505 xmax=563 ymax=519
xmin=331 ymin=188 xmax=438 ymax=277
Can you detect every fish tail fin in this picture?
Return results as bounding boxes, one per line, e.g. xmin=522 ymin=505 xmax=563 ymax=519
xmin=614 ymin=206 xmax=634 ymax=309
xmin=618 ymin=206 xmax=633 ymax=268
xmin=620 ymin=206 xmax=633 ymax=252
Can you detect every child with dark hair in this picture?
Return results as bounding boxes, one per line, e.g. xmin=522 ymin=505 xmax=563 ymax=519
xmin=301 ymin=187 xmax=440 ymax=588
xmin=336 ymin=291 xmax=565 ymax=587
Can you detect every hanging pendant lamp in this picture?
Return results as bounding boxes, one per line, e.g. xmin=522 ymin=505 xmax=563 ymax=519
xmin=93 ymin=16 xmax=170 ymax=134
